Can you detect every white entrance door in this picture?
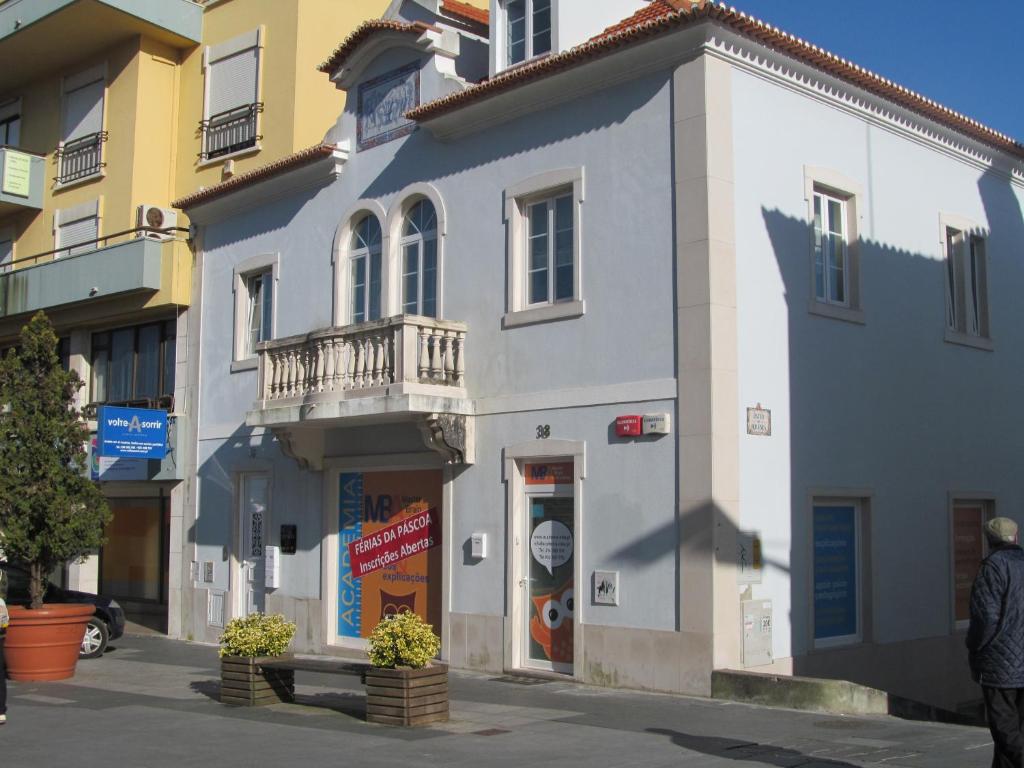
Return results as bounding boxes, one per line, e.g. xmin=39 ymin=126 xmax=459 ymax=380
xmin=239 ymin=473 xmax=269 ymax=615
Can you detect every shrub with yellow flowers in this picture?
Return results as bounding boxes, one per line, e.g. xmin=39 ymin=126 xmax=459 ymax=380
xmin=368 ymin=610 xmax=440 ymax=669
xmin=218 ymin=612 xmax=296 ymax=658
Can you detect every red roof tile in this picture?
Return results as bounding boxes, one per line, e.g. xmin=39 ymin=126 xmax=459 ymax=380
xmin=172 ymin=144 xmax=339 ymax=210
xmin=442 ymin=0 xmax=489 ymax=27
xmin=318 ymin=20 xmax=432 ymax=75
xmin=408 ymin=1 xmax=1024 ymax=159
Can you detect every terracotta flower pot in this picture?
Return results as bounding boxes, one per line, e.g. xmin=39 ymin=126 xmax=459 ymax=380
xmin=365 ymin=664 xmax=449 ymax=726
xmin=4 ymin=603 xmax=94 ymax=681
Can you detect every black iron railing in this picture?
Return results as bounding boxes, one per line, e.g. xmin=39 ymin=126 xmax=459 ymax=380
xmin=200 ymin=103 xmax=263 ymax=161
xmin=56 ymin=131 xmax=107 ymax=184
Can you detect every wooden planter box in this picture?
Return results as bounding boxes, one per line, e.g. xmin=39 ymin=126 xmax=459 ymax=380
xmin=220 ymin=656 xmax=295 ymax=706
xmin=365 ymin=664 xmax=448 ymax=726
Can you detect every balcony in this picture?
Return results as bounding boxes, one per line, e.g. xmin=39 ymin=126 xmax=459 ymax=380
xmin=56 ymin=132 xmax=106 ymax=185
xmin=0 ymin=226 xmax=185 ymax=319
xmin=0 ymin=147 xmax=44 ymax=213
xmin=247 ymin=316 xmax=472 ymax=459
xmin=200 ymin=103 xmax=263 ymax=161
xmin=0 ymin=0 xmax=202 ymax=93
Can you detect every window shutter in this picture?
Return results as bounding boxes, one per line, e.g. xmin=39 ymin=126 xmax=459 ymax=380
xmin=63 ymin=79 xmax=104 ymax=141
xmin=209 ymin=47 xmax=258 ymax=116
xmin=59 ymin=216 xmax=99 ymax=257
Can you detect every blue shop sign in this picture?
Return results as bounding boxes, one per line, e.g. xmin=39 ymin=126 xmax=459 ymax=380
xmin=96 ymin=406 xmax=168 ymax=459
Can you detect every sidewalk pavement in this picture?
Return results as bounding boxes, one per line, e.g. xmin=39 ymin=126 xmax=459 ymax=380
xmin=1 ymin=633 xmax=995 ymax=768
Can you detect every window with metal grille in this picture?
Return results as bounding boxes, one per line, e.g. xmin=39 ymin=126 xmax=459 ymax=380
xmin=202 ymin=30 xmax=262 ymax=161
xmin=58 ymin=69 xmax=105 ymax=183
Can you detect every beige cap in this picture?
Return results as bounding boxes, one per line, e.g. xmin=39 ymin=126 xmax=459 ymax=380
xmin=986 ymin=517 xmax=1019 ymax=544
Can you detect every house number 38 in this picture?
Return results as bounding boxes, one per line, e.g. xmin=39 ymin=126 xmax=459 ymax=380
xmin=536 ymin=425 xmax=551 ymax=439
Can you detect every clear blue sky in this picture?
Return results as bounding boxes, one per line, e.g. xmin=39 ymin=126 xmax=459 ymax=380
xmin=729 ymin=0 xmax=1023 ymax=142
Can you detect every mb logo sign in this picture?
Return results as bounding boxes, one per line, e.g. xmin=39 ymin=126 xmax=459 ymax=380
xmin=96 ymin=406 xmax=169 ymax=459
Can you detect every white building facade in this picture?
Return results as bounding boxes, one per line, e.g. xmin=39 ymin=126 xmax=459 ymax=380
xmin=176 ymin=0 xmax=1024 ymax=712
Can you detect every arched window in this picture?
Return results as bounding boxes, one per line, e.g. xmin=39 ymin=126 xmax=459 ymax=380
xmin=400 ymin=199 xmax=438 ymax=317
xmin=350 ymin=214 xmax=382 ymax=323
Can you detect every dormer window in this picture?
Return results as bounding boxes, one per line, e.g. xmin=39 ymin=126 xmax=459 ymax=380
xmin=507 ymin=0 xmax=551 ymax=66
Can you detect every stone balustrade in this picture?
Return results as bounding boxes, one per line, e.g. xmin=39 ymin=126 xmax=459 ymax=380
xmin=256 ymin=315 xmax=466 ymax=404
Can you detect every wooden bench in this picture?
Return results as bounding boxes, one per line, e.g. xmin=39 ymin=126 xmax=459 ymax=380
xmin=219 ymin=653 xmax=450 ymax=726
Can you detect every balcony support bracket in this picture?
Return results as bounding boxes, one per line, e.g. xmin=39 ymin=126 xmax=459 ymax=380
xmin=272 ymin=427 xmax=324 ymax=471
xmin=418 ymin=413 xmax=474 ymax=465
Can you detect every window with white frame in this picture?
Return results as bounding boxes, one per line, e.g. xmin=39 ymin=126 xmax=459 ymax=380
xmin=59 ymin=67 xmax=106 ymax=184
xmin=233 ymin=254 xmax=278 ymax=366
xmin=202 ymin=29 xmax=262 ymax=162
xmin=944 ymin=225 xmax=989 ymax=340
xmin=506 ymin=0 xmax=552 ymax=66
xmin=504 ymin=167 xmax=584 ymax=328
xmin=813 ymin=190 xmax=848 ymax=307
xmin=244 ymin=270 xmax=273 ymax=357
xmin=401 ymin=199 xmax=438 ymax=318
xmin=55 ymin=199 xmax=100 ymax=258
xmin=812 ymin=499 xmax=865 ymax=648
xmin=350 ymin=214 xmax=383 ymax=324
xmin=0 ymin=99 xmax=20 ymax=147
xmin=804 ymin=168 xmax=863 ymax=323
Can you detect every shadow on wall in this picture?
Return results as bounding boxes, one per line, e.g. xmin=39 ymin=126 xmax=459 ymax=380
xmin=761 ymin=160 xmax=1024 ymax=713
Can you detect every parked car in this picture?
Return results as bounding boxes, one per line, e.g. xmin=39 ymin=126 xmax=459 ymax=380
xmin=2 ymin=563 xmax=126 ymax=658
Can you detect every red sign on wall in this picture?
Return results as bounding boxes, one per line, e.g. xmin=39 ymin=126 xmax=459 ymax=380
xmin=615 ymin=415 xmax=643 ymax=437
xmin=347 ymin=507 xmax=440 ymax=579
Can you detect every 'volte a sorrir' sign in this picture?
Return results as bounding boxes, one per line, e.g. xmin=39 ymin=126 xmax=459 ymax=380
xmin=96 ymin=406 xmax=168 ymax=459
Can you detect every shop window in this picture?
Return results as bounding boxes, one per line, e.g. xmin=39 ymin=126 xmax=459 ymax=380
xmin=812 ymin=499 xmax=867 ymax=648
xmin=90 ymin=320 xmax=175 ymax=409
xmin=952 ymin=499 xmax=994 ymax=628
xmin=201 ymin=29 xmax=263 ymax=162
xmin=504 ymin=167 xmax=584 ymax=328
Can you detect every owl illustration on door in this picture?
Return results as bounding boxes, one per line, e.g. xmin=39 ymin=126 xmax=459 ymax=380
xmin=530 ymin=580 xmax=574 ymax=663
xmin=379 ymin=590 xmax=416 ymax=621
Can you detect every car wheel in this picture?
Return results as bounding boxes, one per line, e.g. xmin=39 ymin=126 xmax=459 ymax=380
xmin=80 ymin=617 xmax=109 ymax=659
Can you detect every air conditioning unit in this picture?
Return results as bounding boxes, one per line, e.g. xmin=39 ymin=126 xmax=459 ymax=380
xmin=136 ymin=204 xmax=178 ymax=241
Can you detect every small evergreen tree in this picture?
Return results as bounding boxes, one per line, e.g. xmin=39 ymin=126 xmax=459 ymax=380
xmin=0 ymin=311 xmax=111 ymax=609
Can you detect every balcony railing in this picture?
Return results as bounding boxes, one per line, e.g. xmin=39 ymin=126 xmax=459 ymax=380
xmin=56 ymin=131 xmax=107 ymax=184
xmin=256 ymin=316 xmax=467 ymax=405
xmin=200 ymin=103 xmax=263 ymax=161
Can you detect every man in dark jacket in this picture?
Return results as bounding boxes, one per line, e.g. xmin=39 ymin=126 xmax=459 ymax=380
xmin=968 ymin=517 xmax=1024 ymax=768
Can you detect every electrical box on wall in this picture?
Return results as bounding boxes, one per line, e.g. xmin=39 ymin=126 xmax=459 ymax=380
xmin=642 ymin=413 xmax=671 ymax=435
xmin=265 ymin=545 xmax=280 ymax=589
xmin=742 ymin=599 xmax=773 ymax=668
xmin=470 ymin=532 xmax=487 ymax=559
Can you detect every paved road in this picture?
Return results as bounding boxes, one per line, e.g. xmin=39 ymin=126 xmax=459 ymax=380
xmin=1 ymin=634 xmax=995 ymax=767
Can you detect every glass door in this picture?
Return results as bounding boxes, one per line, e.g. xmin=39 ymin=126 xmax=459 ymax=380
xmin=524 ymin=495 xmax=574 ymax=673
xmin=239 ymin=474 xmax=269 ymax=615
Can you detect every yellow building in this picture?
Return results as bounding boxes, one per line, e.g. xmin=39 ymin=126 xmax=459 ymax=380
xmin=0 ymin=0 xmax=446 ymax=645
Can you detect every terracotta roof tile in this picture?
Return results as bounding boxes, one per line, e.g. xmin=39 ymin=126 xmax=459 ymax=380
xmin=408 ymin=1 xmax=1023 ymax=159
xmin=442 ymin=0 xmax=489 ymax=27
xmin=318 ymin=20 xmax=432 ymax=75
xmin=172 ymin=144 xmax=339 ymax=209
